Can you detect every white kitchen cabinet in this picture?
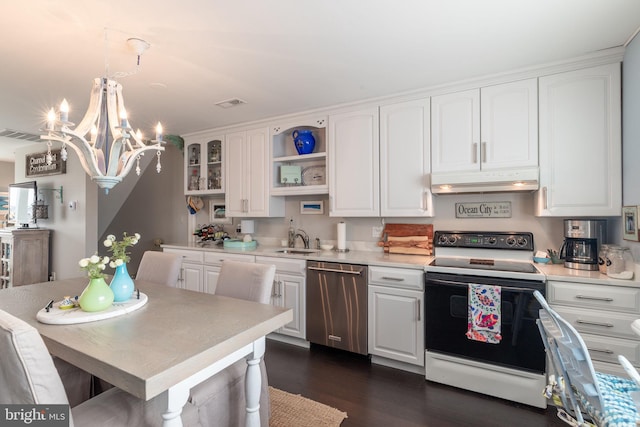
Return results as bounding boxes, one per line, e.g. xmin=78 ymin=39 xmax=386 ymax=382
xmin=368 ymin=266 xmax=424 ymax=368
xmin=431 ymin=79 xmax=538 ymax=173
xmin=431 ymin=89 xmax=479 ymax=173
xmin=536 ymin=63 xmax=621 ymax=216
xmin=203 ymin=251 xmax=256 ymax=294
xmin=380 ymin=98 xmax=433 ymax=217
xmin=255 ymin=256 xmax=306 ymax=340
xmin=270 ymin=116 xmax=328 ymax=196
xmin=547 ymin=279 xmax=640 ymax=376
xmin=162 ymin=248 xmax=204 ymax=291
xmin=225 ymin=126 xmax=285 ymax=217
xmin=328 ymin=107 xmax=380 ymax=217
xmin=183 ymin=134 xmax=224 ymax=195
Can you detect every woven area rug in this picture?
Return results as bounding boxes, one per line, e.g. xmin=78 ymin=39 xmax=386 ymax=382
xmin=269 ymin=386 xmax=348 ymax=427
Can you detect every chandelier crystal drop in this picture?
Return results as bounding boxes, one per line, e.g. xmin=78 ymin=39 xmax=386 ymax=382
xmin=40 ymin=36 xmax=164 ymax=193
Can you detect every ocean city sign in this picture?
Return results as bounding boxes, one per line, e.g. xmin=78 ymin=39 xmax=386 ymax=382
xmin=25 ymin=149 xmax=66 ymax=177
xmin=455 ymin=202 xmax=512 ymax=218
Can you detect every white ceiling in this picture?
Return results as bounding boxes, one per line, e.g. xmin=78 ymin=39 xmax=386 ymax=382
xmin=1 ymin=0 xmax=639 ymax=162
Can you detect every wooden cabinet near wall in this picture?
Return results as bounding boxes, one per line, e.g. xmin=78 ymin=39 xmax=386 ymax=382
xmin=0 ymin=229 xmax=50 ymax=288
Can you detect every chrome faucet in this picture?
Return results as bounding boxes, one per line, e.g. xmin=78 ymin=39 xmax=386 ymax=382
xmin=295 ymin=229 xmax=310 ymax=249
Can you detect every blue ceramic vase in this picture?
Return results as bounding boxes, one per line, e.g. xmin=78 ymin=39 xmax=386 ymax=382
xmin=109 ymin=263 xmax=135 ymax=302
xmin=292 ymin=130 xmax=315 ymax=155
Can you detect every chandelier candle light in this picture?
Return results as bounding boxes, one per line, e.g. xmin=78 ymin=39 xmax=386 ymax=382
xmin=41 ymin=36 xmax=165 ymax=192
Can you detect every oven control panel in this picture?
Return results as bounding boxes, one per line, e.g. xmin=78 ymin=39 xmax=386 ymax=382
xmin=434 ymin=231 xmax=534 ymax=250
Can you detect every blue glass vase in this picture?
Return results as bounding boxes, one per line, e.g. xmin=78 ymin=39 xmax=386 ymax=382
xmin=109 ymin=263 xmax=135 ymax=302
xmin=292 ymin=129 xmax=315 ymax=155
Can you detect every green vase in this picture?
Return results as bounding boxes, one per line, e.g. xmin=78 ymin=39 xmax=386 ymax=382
xmin=79 ymin=277 xmax=114 ymax=312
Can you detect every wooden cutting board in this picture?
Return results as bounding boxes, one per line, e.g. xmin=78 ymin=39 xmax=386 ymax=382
xmin=377 ymin=224 xmax=433 ymax=255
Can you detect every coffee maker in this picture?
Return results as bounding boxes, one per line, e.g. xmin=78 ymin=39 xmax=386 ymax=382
xmin=561 ymin=219 xmax=606 ymax=271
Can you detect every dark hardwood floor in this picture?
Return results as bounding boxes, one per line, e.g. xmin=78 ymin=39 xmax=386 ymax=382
xmin=265 ymin=339 xmax=567 ymax=427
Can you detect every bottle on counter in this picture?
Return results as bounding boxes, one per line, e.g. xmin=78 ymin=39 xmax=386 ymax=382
xmin=288 ymin=218 xmax=295 ymax=248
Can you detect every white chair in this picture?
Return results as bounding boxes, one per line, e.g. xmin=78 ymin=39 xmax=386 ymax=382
xmin=188 ymin=259 xmax=276 ymax=427
xmin=136 ymin=251 xmax=182 ymax=287
xmin=0 ymin=308 xmax=200 ymax=426
xmin=534 ymin=290 xmax=640 ymax=426
xmin=214 ymin=259 xmax=276 ymax=304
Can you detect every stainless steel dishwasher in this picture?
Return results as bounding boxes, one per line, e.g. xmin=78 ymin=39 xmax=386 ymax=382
xmin=306 ymin=261 xmax=367 ymax=355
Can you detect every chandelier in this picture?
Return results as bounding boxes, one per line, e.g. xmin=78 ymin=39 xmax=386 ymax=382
xmin=41 ymin=36 xmax=164 ymax=193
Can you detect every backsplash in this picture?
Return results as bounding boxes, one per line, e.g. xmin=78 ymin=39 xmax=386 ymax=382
xmin=191 ymin=192 xmax=573 ymax=255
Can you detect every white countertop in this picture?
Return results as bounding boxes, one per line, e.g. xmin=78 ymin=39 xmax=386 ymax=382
xmin=162 ymin=242 xmax=432 ymax=269
xmin=163 ymin=242 xmax=640 ymax=286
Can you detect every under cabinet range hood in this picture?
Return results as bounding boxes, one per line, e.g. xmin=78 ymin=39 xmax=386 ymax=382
xmin=431 ymin=167 xmax=539 ymax=194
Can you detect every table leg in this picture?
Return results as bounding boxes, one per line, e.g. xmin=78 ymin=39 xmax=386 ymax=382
xmin=245 ymin=337 xmax=266 ymax=427
xmin=159 ymin=385 xmax=190 ymax=427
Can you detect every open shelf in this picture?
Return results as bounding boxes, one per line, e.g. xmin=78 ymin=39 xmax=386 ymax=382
xmin=271 ymin=116 xmax=328 ymax=196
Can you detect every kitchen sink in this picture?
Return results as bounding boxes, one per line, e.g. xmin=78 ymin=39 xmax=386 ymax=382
xmin=274 ymin=249 xmax=320 ymax=255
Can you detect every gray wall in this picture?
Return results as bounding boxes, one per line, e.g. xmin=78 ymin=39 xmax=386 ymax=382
xmin=100 ymin=143 xmax=187 ymax=274
xmin=0 ymin=161 xmax=14 ymax=191
xmin=14 ymin=142 xmax=98 ymax=280
xmin=12 ymin=141 xmax=185 ymax=280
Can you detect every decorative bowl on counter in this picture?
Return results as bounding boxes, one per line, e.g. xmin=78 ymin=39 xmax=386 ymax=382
xmin=533 ymin=256 xmax=551 ymax=264
xmin=320 ymin=244 xmax=334 ymax=251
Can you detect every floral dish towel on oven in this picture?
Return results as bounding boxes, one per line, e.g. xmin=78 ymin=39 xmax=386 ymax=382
xmin=466 ymin=284 xmax=502 ymax=344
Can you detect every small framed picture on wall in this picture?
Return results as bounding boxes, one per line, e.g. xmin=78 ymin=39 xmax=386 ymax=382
xmin=623 ymin=206 xmax=639 ymax=241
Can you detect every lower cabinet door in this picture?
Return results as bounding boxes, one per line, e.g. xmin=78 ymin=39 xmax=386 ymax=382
xmin=368 ymin=285 xmax=424 ymax=366
xmin=278 ymin=273 xmax=306 ymax=340
xmin=180 ymin=262 xmax=203 ymax=293
xmin=203 ymin=265 xmax=220 ymax=294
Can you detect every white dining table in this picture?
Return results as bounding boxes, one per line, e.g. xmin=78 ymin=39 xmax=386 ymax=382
xmin=0 ymin=277 xmax=292 ymax=427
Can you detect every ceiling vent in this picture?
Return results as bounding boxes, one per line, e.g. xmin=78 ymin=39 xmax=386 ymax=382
xmin=214 ymin=98 xmax=247 ymax=109
xmin=0 ymin=129 xmax=41 ymax=142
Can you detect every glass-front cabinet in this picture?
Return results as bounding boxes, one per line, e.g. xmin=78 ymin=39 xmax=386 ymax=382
xmin=270 ymin=116 xmax=327 ymax=196
xmin=184 ymin=135 xmax=224 ymax=195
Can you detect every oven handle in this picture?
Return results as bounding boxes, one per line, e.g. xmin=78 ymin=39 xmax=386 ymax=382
xmin=425 ymin=277 xmax=539 ymax=292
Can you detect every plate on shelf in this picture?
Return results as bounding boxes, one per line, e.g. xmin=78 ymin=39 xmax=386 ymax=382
xmin=302 ymin=166 xmax=326 ymax=186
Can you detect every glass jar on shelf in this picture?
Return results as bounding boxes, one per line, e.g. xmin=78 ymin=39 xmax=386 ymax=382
xmin=606 ymin=246 xmax=635 ymax=280
xmin=189 ymin=169 xmax=200 ymax=191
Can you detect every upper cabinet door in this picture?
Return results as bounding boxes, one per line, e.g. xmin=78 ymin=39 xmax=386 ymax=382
xmin=536 ymin=63 xmax=621 ymax=217
xmin=380 ymin=98 xmax=433 ymax=217
xmin=481 ymin=78 xmax=538 ymax=170
xmin=431 ymin=89 xmax=480 ymax=173
xmin=225 ymin=127 xmax=285 ymax=217
xmin=328 ymin=107 xmax=380 ymax=217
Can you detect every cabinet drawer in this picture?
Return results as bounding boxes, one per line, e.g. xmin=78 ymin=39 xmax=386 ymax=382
xmin=548 ymin=280 xmax=640 ymax=313
xmin=368 ymin=266 xmax=424 ymax=291
xmin=203 ymin=252 xmax=255 ymax=266
xmin=580 ymin=332 xmax=640 ymax=366
xmin=163 ymin=248 xmax=203 ymax=264
xmin=552 ymin=304 xmax=639 ymax=341
xmin=255 ymin=256 xmax=306 ymax=275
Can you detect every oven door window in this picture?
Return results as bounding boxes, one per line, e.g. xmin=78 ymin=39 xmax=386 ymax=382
xmin=425 ymin=275 xmax=545 ymax=374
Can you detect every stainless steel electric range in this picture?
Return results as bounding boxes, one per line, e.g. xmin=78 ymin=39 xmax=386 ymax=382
xmin=424 ymin=231 xmax=547 ymax=409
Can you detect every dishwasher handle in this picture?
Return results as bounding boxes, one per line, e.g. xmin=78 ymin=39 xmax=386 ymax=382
xmin=307 ymin=266 xmax=363 ymax=275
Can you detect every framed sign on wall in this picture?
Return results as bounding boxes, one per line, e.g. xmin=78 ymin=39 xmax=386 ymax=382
xmin=25 ymin=150 xmax=66 ymax=177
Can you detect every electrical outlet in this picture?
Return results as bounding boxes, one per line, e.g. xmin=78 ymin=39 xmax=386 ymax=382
xmin=372 ymin=226 xmax=383 ymax=238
